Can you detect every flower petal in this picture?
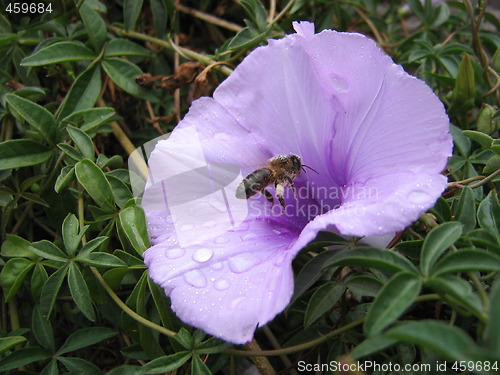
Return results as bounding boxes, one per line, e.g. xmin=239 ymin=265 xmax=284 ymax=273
xmin=144 ymin=218 xmax=306 ymax=344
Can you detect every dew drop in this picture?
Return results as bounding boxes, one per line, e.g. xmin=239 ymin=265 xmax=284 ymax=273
xmin=165 ymin=247 xmax=185 ymax=259
xmin=229 ymin=296 xmax=246 ymax=310
xmin=193 ymin=248 xmax=214 ymax=263
xmin=214 ymin=279 xmax=230 ymax=291
xmin=272 ymin=229 xmax=282 ymax=235
xmin=407 ymin=190 xmax=432 ymax=204
xmin=214 ymin=236 xmax=229 ymax=244
xmin=329 ymin=73 xmax=350 ymax=92
xmin=274 ymin=252 xmax=287 ymax=266
xmin=202 ymin=220 xmax=217 ymax=228
xmin=179 ymin=223 xmax=194 ymax=231
xmin=228 ymin=253 xmax=261 ymax=273
xmin=183 ymin=270 xmax=207 ymax=288
xmin=241 ymin=233 xmax=258 ymax=241
xmin=211 ymin=261 xmax=224 ymax=270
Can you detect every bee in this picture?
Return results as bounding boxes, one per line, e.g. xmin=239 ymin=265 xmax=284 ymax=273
xmin=235 ymin=154 xmax=318 ymax=210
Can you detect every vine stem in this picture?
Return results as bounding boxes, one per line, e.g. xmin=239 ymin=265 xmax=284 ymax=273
xmin=107 ymin=25 xmax=233 ymax=76
xmin=90 ymin=266 xmax=177 ymax=338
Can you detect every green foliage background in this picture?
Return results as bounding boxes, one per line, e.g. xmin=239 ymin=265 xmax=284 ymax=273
xmin=0 ymin=0 xmax=499 ymax=374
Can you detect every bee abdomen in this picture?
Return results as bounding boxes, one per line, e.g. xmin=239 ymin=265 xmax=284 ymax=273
xmin=236 ymin=168 xmax=273 ymax=199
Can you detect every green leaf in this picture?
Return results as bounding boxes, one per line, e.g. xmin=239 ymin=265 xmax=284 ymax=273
xmin=304 ymin=282 xmax=345 ymax=326
xmin=20 ymin=41 xmax=96 ymax=66
xmin=386 ymin=321 xmax=477 ymax=360
xmin=117 ymin=206 xmax=150 ymax=255
xmin=67 ymin=126 xmax=95 ymax=160
xmin=75 ymin=159 xmax=115 ymax=209
xmin=453 ymin=187 xmax=476 ymax=233
xmin=0 ymin=347 xmax=50 ymax=371
xmin=141 ymin=351 xmax=192 ymax=373
xmin=325 ymin=247 xmax=419 ymax=274
xmin=191 ymin=354 xmax=213 ymax=375
xmin=195 ymin=337 xmax=232 ymax=355
xmin=174 ymin=328 xmax=193 ymax=349
xmin=477 ymin=104 xmax=498 ymax=135
xmin=147 ymin=277 xmax=182 ymax=333
xmin=79 ymin=2 xmax=107 ymax=50
xmin=57 ymin=356 xmax=104 ymax=375
xmin=426 ymin=275 xmax=482 ymax=316
xmin=364 ymin=272 xmax=422 ymax=336
xmin=40 ymin=264 xmax=69 ymax=318
xmin=6 ymin=94 xmax=57 ymax=144
xmin=420 ymin=222 xmax=463 ymax=277
xmin=32 ymin=305 xmax=55 ymax=353
xmin=62 ymin=107 xmax=115 ymax=132
xmin=124 ymin=0 xmax=144 ymax=30
xmin=150 ymin=0 xmax=169 ymax=37
xmin=79 ymin=236 xmax=108 ymax=257
xmin=68 ymin=262 xmax=96 ymax=321
xmin=483 ymin=154 xmax=500 ymax=174
xmin=57 ymin=66 xmax=102 ymax=120
xmin=453 ymin=54 xmax=476 ymax=107
xmin=62 ymin=214 xmax=85 ymax=256
xmin=58 ymin=143 xmax=83 ymax=161
xmin=0 ymin=336 xmax=27 ymax=354
xmin=349 ymin=335 xmax=398 ymax=360
xmin=77 ymin=252 xmax=127 ymax=268
xmin=102 ymin=57 xmax=159 ymax=102
xmin=240 ymin=0 xmax=268 ymax=31
xmin=431 ymin=249 xmax=500 ymax=276
xmin=345 ymin=274 xmax=383 ymax=299
xmin=29 ymin=240 xmax=68 ymax=262
xmin=107 ymin=174 xmax=133 ymax=209
xmin=484 ymin=280 xmax=500 ymax=354
xmin=0 ymin=258 xmax=34 ymax=301
xmin=104 ymin=39 xmax=152 ymax=57
xmin=477 ymin=192 xmax=500 ymax=238
xmin=55 ymin=166 xmax=76 ymax=193
xmin=31 ymin=263 xmax=48 ymax=301
xmin=1 ymin=234 xmax=36 ymax=258
xmin=57 ymin=327 xmax=117 ymax=355
xmin=462 ymin=130 xmax=493 ymax=148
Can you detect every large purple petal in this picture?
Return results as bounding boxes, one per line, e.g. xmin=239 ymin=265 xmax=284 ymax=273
xmin=144 ymin=218 xmax=314 ymax=344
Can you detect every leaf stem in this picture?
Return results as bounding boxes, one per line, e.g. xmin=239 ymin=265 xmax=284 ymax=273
xmin=107 ymin=25 xmax=233 ymax=76
xmin=90 ymin=267 xmax=177 ymax=338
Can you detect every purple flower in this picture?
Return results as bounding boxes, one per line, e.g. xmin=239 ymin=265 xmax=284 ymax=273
xmin=142 ymin=21 xmax=452 ymax=344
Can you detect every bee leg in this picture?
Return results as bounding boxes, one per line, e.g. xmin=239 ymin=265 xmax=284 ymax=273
xmin=263 ymin=189 xmax=274 ymax=204
xmin=275 ymin=183 xmax=286 ymax=212
xmin=285 ymin=176 xmax=297 ymax=199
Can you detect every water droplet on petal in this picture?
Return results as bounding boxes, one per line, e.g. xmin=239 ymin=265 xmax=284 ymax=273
xmin=274 ymin=252 xmax=287 ymax=266
xmin=241 ymin=233 xmax=258 ymax=241
xmin=193 ymin=248 xmax=214 ymax=263
xmin=408 ymin=190 xmax=432 ymax=204
xmin=165 ymin=247 xmax=185 ymax=259
xmin=329 ymin=73 xmax=350 ymax=92
xmin=211 ymin=261 xmax=224 ymax=270
xmin=214 ymin=279 xmax=230 ymax=291
xmin=272 ymin=229 xmax=282 ymax=235
xmin=228 ymin=253 xmax=261 ymax=273
xmin=229 ymin=296 xmax=246 ymax=310
xmin=179 ymin=223 xmax=194 ymax=231
xmin=202 ymin=220 xmax=217 ymax=228
xmin=214 ymin=236 xmax=229 ymax=244
xmin=183 ymin=269 xmax=207 ymax=288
